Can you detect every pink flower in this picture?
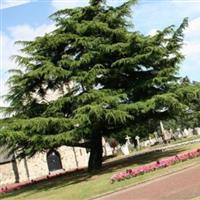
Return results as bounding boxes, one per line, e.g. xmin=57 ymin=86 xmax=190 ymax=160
xmin=110 ymin=148 xmax=200 ymax=184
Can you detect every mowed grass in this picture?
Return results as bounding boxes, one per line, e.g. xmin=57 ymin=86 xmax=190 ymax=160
xmin=1 ymin=143 xmax=200 ymax=200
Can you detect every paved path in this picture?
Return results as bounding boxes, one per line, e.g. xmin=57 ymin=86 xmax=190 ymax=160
xmin=96 ymin=164 xmax=200 ymax=200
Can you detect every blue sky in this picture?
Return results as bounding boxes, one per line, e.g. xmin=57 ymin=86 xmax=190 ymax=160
xmin=0 ymin=0 xmax=200 ymax=107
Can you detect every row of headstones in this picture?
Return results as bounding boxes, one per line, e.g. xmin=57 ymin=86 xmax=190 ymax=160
xmin=140 ymin=127 xmax=200 ymax=148
xmin=102 ymin=127 xmax=200 ymax=156
xmin=162 ymin=127 xmax=200 ymax=142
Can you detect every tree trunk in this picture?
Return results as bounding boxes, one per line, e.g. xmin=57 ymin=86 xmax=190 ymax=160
xmin=88 ymin=133 xmax=103 ymax=171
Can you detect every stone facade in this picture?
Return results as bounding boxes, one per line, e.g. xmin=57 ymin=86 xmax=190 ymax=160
xmin=0 ymin=146 xmax=89 ymax=186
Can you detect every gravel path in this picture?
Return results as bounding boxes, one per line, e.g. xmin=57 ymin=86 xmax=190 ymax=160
xmin=95 ymin=164 xmax=200 ymax=200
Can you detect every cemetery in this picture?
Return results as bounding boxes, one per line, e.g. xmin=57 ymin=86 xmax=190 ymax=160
xmin=1 ymin=0 xmax=200 ymax=199
xmin=1 ymin=142 xmax=200 ymax=200
xmin=1 ymin=121 xmax=200 ymax=188
xmin=1 ymin=124 xmax=200 ymax=199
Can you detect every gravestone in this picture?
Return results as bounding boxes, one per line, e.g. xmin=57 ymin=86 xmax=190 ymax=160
xmin=125 ymin=135 xmax=131 ymax=145
xmin=194 ymin=127 xmax=200 ymax=135
xmin=135 ymin=135 xmax=140 ymax=149
xmin=176 ymin=128 xmax=183 ymax=138
xmin=183 ymin=128 xmax=189 ymax=137
xmin=140 ymin=140 xmax=150 ymax=148
xmin=102 ymin=137 xmax=113 ymax=156
xmin=169 ymin=129 xmax=177 ymax=141
xmin=188 ymin=128 xmax=193 ymax=137
xmin=169 ymin=129 xmax=173 ymax=137
xmin=160 ymin=121 xmax=171 ymax=143
xmin=121 ymin=135 xmax=132 ymax=155
xmin=148 ymin=136 xmax=156 ymax=146
xmin=154 ymin=131 xmax=159 ymax=142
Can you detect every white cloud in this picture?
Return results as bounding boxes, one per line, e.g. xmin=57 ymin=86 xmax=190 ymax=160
xmin=140 ymin=17 xmax=200 ymax=81
xmin=1 ymin=32 xmax=17 ymax=70
xmin=182 ymin=42 xmax=200 ymax=56
xmin=0 ymin=0 xmax=32 ymax=10
xmin=148 ymin=29 xmax=157 ymax=36
xmin=0 ymin=23 xmax=55 ymax=107
xmin=0 ymin=75 xmax=9 ymax=107
xmin=8 ymin=24 xmax=55 ymax=41
xmin=0 ymin=32 xmax=17 ymax=108
xmin=1 ymin=23 xmax=55 ymax=72
xmin=182 ymin=17 xmax=200 ymax=56
xmin=184 ymin=17 xmax=200 ymax=40
xmin=181 ymin=17 xmax=200 ymax=81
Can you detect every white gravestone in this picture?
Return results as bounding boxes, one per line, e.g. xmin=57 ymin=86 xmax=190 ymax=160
xmin=194 ymin=127 xmax=200 ymax=135
xmin=102 ymin=138 xmax=113 ymax=156
xmin=183 ymin=128 xmax=189 ymax=137
xmin=148 ymin=136 xmax=156 ymax=146
xmin=135 ymin=135 xmax=140 ymax=149
xmin=121 ymin=135 xmax=131 ymax=155
xmin=142 ymin=140 xmax=151 ymax=147
xmin=188 ymin=128 xmax=193 ymax=137
xmin=176 ymin=128 xmax=182 ymax=138
xmin=154 ymin=132 xmax=159 ymax=142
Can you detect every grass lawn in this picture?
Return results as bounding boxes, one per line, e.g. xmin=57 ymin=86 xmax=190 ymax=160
xmin=1 ymin=143 xmax=200 ymax=200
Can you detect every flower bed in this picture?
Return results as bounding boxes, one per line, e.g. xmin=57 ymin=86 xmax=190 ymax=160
xmin=0 ymin=167 xmax=85 ymax=194
xmin=111 ymin=148 xmax=200 ymax=183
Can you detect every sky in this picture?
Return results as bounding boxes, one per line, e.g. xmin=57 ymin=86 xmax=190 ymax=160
xmin=0 ymin=0 xmax=200 ymax=108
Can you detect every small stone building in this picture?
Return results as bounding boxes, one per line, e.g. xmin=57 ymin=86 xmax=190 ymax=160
xmin=0 ymin=146 xmax=89 ymax=186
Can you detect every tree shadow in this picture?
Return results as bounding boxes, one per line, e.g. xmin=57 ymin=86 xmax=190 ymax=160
xmin=1 ymin=148 xmax=186 ymax=199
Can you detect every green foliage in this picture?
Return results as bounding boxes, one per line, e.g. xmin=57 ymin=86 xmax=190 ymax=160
xmin=0 ymin=0 xmax=200 ymax=165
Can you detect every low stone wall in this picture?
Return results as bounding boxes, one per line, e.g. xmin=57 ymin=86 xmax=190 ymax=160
xmin=0 ymin=162 xmax=16 ymax=186
xmin=58 ymin=146 xmax=88 ymax=171
xmin=18 ymin=153 xmax=49 ymax=181
xmin=0 ymin=146 xmax=89 ymax=187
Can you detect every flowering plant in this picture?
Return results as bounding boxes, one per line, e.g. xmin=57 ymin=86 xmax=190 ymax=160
xmin=111 ymin=148 xmax=200 ymax=183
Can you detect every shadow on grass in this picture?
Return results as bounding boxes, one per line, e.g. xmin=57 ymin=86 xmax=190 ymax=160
xmin=1 ymin=148 xmax=185 ymax=199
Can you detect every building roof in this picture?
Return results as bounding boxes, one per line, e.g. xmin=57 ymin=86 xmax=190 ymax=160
xmin=0 ymin=146 xmax=14 ymax=164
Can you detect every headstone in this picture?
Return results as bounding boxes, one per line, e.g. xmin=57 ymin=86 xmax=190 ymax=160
xmin=148 ymin=136 xmax=156 ymax=146
xmin=176 ymin=128 xmax=182 ymax=138
xmin=169 ymin=129 xmax=175 ymax=140
xmin=154 ymin=131 xmax=159 ymax=142
xmin=125 ymin=135 xmax=131 ymax=145
xmin=121 ymin=145 xmax=129 ymax=155
xmin=135 ymin=135 xmax=140 ymax=149
xmin=188 ymin=128 xmax=193 ymax=137
xmin=160 ymin=121 xmax=171 ymax=143
xmin=183 ymin=128 xmax=189 ymax=137
xmin=160 ymin=121 xmax=165 ymax=133
xmin=169 ymin=129 xmax=173 ymax=137
xmin=157 ymin=137 xmax=164 ymax=143
xmin=121 ymin=135 xmax=132 ymax=155
xmin=194 ymin=127 xmax=200 ymax=135
xmin=141 ymin=140 xmax=150 ymax=147
xmin=102 ymin=137 xmax=113 ymax=156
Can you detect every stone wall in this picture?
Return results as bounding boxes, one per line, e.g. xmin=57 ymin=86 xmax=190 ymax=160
xmin=17 ymin=153 xmax=49 ymax=181
xmin=0 ymin=162 xmax=17 ymax=186
xmin=0 ymin=146 xmax=89 ymax=186
xmin=58 ymin=146 xmax=89 ymax=171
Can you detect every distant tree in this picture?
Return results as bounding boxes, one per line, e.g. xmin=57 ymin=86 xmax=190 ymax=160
xmin=1 ymin=0 xmax=200 ymax=171
xmin=162 ymin=79 xmax=200 ymax=131
xmin=180 ymin=76 xmax=190 ymax=84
